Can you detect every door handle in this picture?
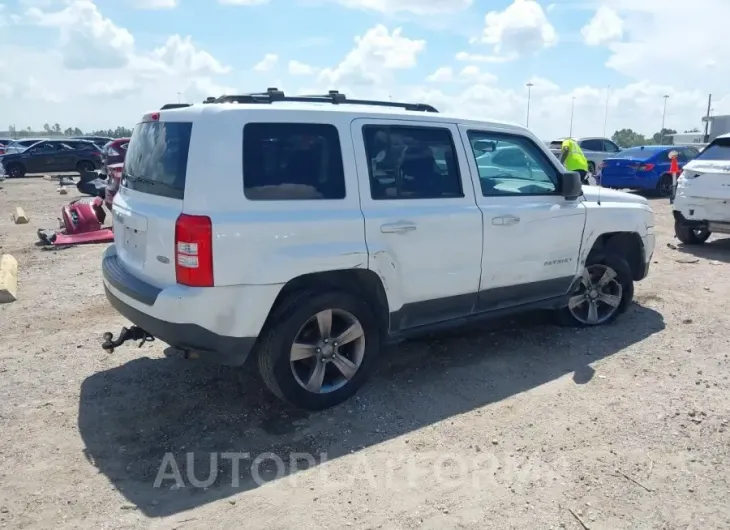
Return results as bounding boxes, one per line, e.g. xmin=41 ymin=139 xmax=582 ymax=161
xmin=491 ymin=215 xmax=520 ymax=226
xmin=380 ymin=221 xmax=417 ymax=233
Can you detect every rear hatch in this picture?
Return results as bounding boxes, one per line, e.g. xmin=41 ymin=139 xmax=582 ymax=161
xmin=681 ymin=137 xmax=730 ymax=200
xmin=113 ymin=114 xmax=192 ymax=288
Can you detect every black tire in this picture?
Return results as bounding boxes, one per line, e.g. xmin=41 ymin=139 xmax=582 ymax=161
xmin=76 ymin=160 xmax=95 ymax=174
xmin=257 ymin=289 xmax=381 ymax=410
xmin=656 ymin=173 xmax=673 ymax=197
xmin=675 ymin=220 xmax=711 ymax=245
xmin=587 ymin=161 xmax=596 ymax=176
xmin=5 ymin=163 xmax=25 ymax=178
xmin=557 ymin=252 xmax=634 ymax=327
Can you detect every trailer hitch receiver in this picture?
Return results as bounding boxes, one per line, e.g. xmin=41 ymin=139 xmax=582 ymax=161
xmin=102 ymin=326 xmax=154 ymax=353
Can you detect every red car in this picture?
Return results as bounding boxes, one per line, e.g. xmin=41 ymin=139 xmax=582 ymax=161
xmin=0 ymin=138 xmax=12 ymax=155
xmin=101 ymin=138 xmax=130 ymax=172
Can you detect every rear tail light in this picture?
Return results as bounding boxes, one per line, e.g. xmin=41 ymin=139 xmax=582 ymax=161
xmin=174 ymin=214 xmax=214 ymax=287
xmin=638 ymin=163 xmax=655 ymax=171
xmin=599 ymin=161 xmax=607 ymax=168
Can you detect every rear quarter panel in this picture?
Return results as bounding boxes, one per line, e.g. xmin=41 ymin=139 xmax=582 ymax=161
xmin=179 ymin=107 xmax=369 ymax=288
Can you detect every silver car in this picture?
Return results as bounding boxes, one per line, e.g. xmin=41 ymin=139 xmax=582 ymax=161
xmin=547 ymin=137 xmax=622 ymax=175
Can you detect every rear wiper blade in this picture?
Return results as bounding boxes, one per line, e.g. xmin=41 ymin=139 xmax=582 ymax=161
xmin=124 ymin=174 xmax=156 ymax=185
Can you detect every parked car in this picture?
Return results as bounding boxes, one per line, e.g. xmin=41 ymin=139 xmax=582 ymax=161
xmin=70 ymin=136 xmax=113 ymax=149
xmin=600 ymin=145 xmax=700 ymax=197
xmin=0 ymin=139 xmax=101 ymax=178
xmin=673 ymin=133 xmax=730 ymax=244
xmin=100 ymin=89 xmax=655 ymax=410
xmin=0 ymin=138 xmax=13 ymax=155
xmin=101 ymin=137 xmax=130 ymax=172
xmin=548 ymin=137 xmax=622 ymax=175
xmin=2 ymin=138 xmax=46 ymax=155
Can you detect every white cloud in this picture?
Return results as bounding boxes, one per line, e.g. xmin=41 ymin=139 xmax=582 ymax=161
xmin=426 ymin=67 xmax=453 ymax=82
xmin=288 ymin=60 xmax=315 ymax=76
xmin=581 ymin=6 xmax=623 ymax=46
xmin=134 ymin=0 xmax=178 ymax=8
xmin=22 ymin=0 xmax=134 ymax=69
xmin=455 ymin=51 xmax=517 ymax=63
xmin=482 ymin=0 xmax=557 ymax=57
xmin=332 ymin=0 xmax=471 ymax=15
xmin=83 ymin=79 xmax=138 ymax=98
xmin=253 ymin=53 xmax=278 ymax=72
xmin=148 ymin=35 xmax=230 ymax=76
xmin=458 ymin=65 xmax=497 ymax=85
xmin=318 ymin=25 xmax=425 ymax=86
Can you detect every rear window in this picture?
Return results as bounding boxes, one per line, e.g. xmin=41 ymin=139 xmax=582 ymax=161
xmin=123 ymin=121 xmax=192 ymax=200
xmin=242 ymin=122 xmax=345 ymax=200
xmin=609 ymin=147 xmax=658 ymax=159
xmin=549 ymin=141 xmax=563 ymax=149
xmin=695 ymin=138 xmax=730 ymax=162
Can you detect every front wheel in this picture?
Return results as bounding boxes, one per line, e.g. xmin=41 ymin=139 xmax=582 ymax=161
xmin=675 ymin=221 xmax=711 ymax=245
xmin=557 ymin=253 xmax=634 ymax=327
xmin=6 ymin=163 xmax=25 ymax=178
xmin=256 ymin=290 xmax=381 ymax=410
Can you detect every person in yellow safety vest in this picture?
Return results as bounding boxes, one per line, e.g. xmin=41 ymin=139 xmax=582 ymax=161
xmin=560 ymin=138 xmax=589 ymax=184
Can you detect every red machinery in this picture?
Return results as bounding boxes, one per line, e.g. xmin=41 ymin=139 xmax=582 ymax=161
xmin=37 ymin=164 xmax=123 ymax=246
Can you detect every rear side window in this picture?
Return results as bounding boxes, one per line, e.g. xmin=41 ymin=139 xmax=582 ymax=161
xmin=243 ymin=123 xmax=345 ymax=200
xmin=580 ymin=139 xmax=603 ymax=151
xmin=695 ymin=138 xmax=730 ymax=162
xmin=123 ymin=121 xmax=192 ymax=200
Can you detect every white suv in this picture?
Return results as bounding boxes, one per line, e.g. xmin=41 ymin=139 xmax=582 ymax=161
xmin=673 ymin=133 xmax=730 ymax=245
xmin=101 ymin=89 xmax=655 ymax=410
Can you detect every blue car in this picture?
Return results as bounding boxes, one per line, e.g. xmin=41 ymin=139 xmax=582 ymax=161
xmin=599 ymin=145 xmax=700 ymax=197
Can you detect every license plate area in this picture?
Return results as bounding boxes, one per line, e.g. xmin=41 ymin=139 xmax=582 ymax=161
xmin=114 ymin=207 xmax=148 ymax=265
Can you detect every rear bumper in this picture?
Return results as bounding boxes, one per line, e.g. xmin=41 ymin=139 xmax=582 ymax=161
xmin=101 ymin=247 xmax=281 ymax=366
xmin=673 ymin=192 xmax=730 ymax=224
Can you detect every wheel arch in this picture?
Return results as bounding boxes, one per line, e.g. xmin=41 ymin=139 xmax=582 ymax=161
xmin=262 ymin=269 xmax=390 ymax=338
xmin=586 ymin=231 xmax=645 ymax=281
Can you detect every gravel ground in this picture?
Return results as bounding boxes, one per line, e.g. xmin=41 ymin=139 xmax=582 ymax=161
xmin=1 ymin=178 xmax=729 ymax=530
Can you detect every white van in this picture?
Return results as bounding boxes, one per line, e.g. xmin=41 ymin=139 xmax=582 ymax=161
xmin=101 ymin=89 xmax=655 ymax=410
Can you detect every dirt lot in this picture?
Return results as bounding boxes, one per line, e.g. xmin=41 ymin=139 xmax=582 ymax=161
xmin=1 ymin=178 xmax=729 ymax=530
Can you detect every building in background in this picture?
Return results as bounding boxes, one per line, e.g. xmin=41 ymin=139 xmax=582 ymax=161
xmin=702 ymin=114 xmax=730 ymax=142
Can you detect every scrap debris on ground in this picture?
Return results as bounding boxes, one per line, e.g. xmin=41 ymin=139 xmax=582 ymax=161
xmin=0 ymin=178 xmax=729 ymax=529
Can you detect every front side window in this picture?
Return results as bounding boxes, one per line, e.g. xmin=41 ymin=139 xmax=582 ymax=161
xmin=243 ymin=123 xmax=345 ymax=200
xmin=363 ymin=125 xmax=463 ymax=200
xmin=467 ymin=131 xmax=558 ymax=196
xmin=603 ymin=140 xmax=620 ymax=153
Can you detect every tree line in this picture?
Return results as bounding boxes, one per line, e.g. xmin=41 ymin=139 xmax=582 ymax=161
xmin=610 ymin=127 xmax=704 ymax=148
xmin=3 ymin=124 xmax=133 ymax=139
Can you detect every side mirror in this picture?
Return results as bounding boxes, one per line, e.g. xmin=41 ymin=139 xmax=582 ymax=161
xmin=560 ymin=171 xmax=582 ymax=200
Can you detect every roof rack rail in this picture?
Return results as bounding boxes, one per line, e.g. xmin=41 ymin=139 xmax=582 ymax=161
xmin=201 ymin=88 xmax=438 ymax=112
xmin=160 ymin=103 xmax=192 ymax=110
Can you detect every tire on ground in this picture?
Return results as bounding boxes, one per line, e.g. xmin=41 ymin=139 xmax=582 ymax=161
xmin=674 ymin=220 xmax=711 ymax=245
xmin=256 ymin=289 xmax=381 ymax=410
xmin=557 ymin=251 xmax=634 ymax=327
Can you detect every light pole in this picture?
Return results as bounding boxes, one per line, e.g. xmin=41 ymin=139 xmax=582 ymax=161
xmin=525 ymin=82 xmax=534 ymax=128
xmin=603 ymin=85 xmax=611 ymax=138
xmin=569 ymin=97 xmax=576 ymax=137
xmin=660 ymin=94 xmax=669 ymax=144
xmin=177 ymin=92 xmax=182 ymax=103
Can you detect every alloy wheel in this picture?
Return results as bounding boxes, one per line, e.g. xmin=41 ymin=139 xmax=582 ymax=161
xmin=289 ymin=308 xmax=366 ymax=394
xmin=568 ymin=264 xmax=623 ymax=325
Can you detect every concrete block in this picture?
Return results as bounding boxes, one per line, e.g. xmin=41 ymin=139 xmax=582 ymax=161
xmin=0 ymin=254 xmax=18 ymax=303
xmin=43 ymin=175 xmax=53 ymax=181
xmin=13 ymin=207 xmax=29 ymax=224
xmin=58 ymin=186 xmax=68 ymax=195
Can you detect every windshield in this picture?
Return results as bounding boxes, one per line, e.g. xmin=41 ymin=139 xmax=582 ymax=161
xmin=694 ymin=138 xmax=730 ymax=162
xmin=123 ymin=121 xmax=192 ymax=200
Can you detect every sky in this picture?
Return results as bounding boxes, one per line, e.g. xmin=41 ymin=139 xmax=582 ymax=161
xmin=0 ymin=0 xmax=728 ymax=140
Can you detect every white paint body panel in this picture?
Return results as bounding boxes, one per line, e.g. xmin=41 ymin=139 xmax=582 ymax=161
xmin=107 ymin=101 xmax=654 ymax=340
xmin=674 ymin=159 xmax=730 ymax=223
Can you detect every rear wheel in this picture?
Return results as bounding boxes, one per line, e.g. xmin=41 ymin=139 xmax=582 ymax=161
xmin=656 ymin=174 xmax=673 ymax=197
xmin=557 ymin=252 xmax=633 ymax=327
xmin=76 ymin=160 xmax=95 ymax=174
xmin=5 ymin=163 xmax=25 ymax=178
xmin=257 ymin=290 xmax=381 ymax=410
xmin=675 ymin=220 xmax=711 ymax=245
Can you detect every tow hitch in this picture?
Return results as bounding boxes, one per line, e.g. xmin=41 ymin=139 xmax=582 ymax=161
xmin=102 ymin=326 xmax=154 ymax=353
